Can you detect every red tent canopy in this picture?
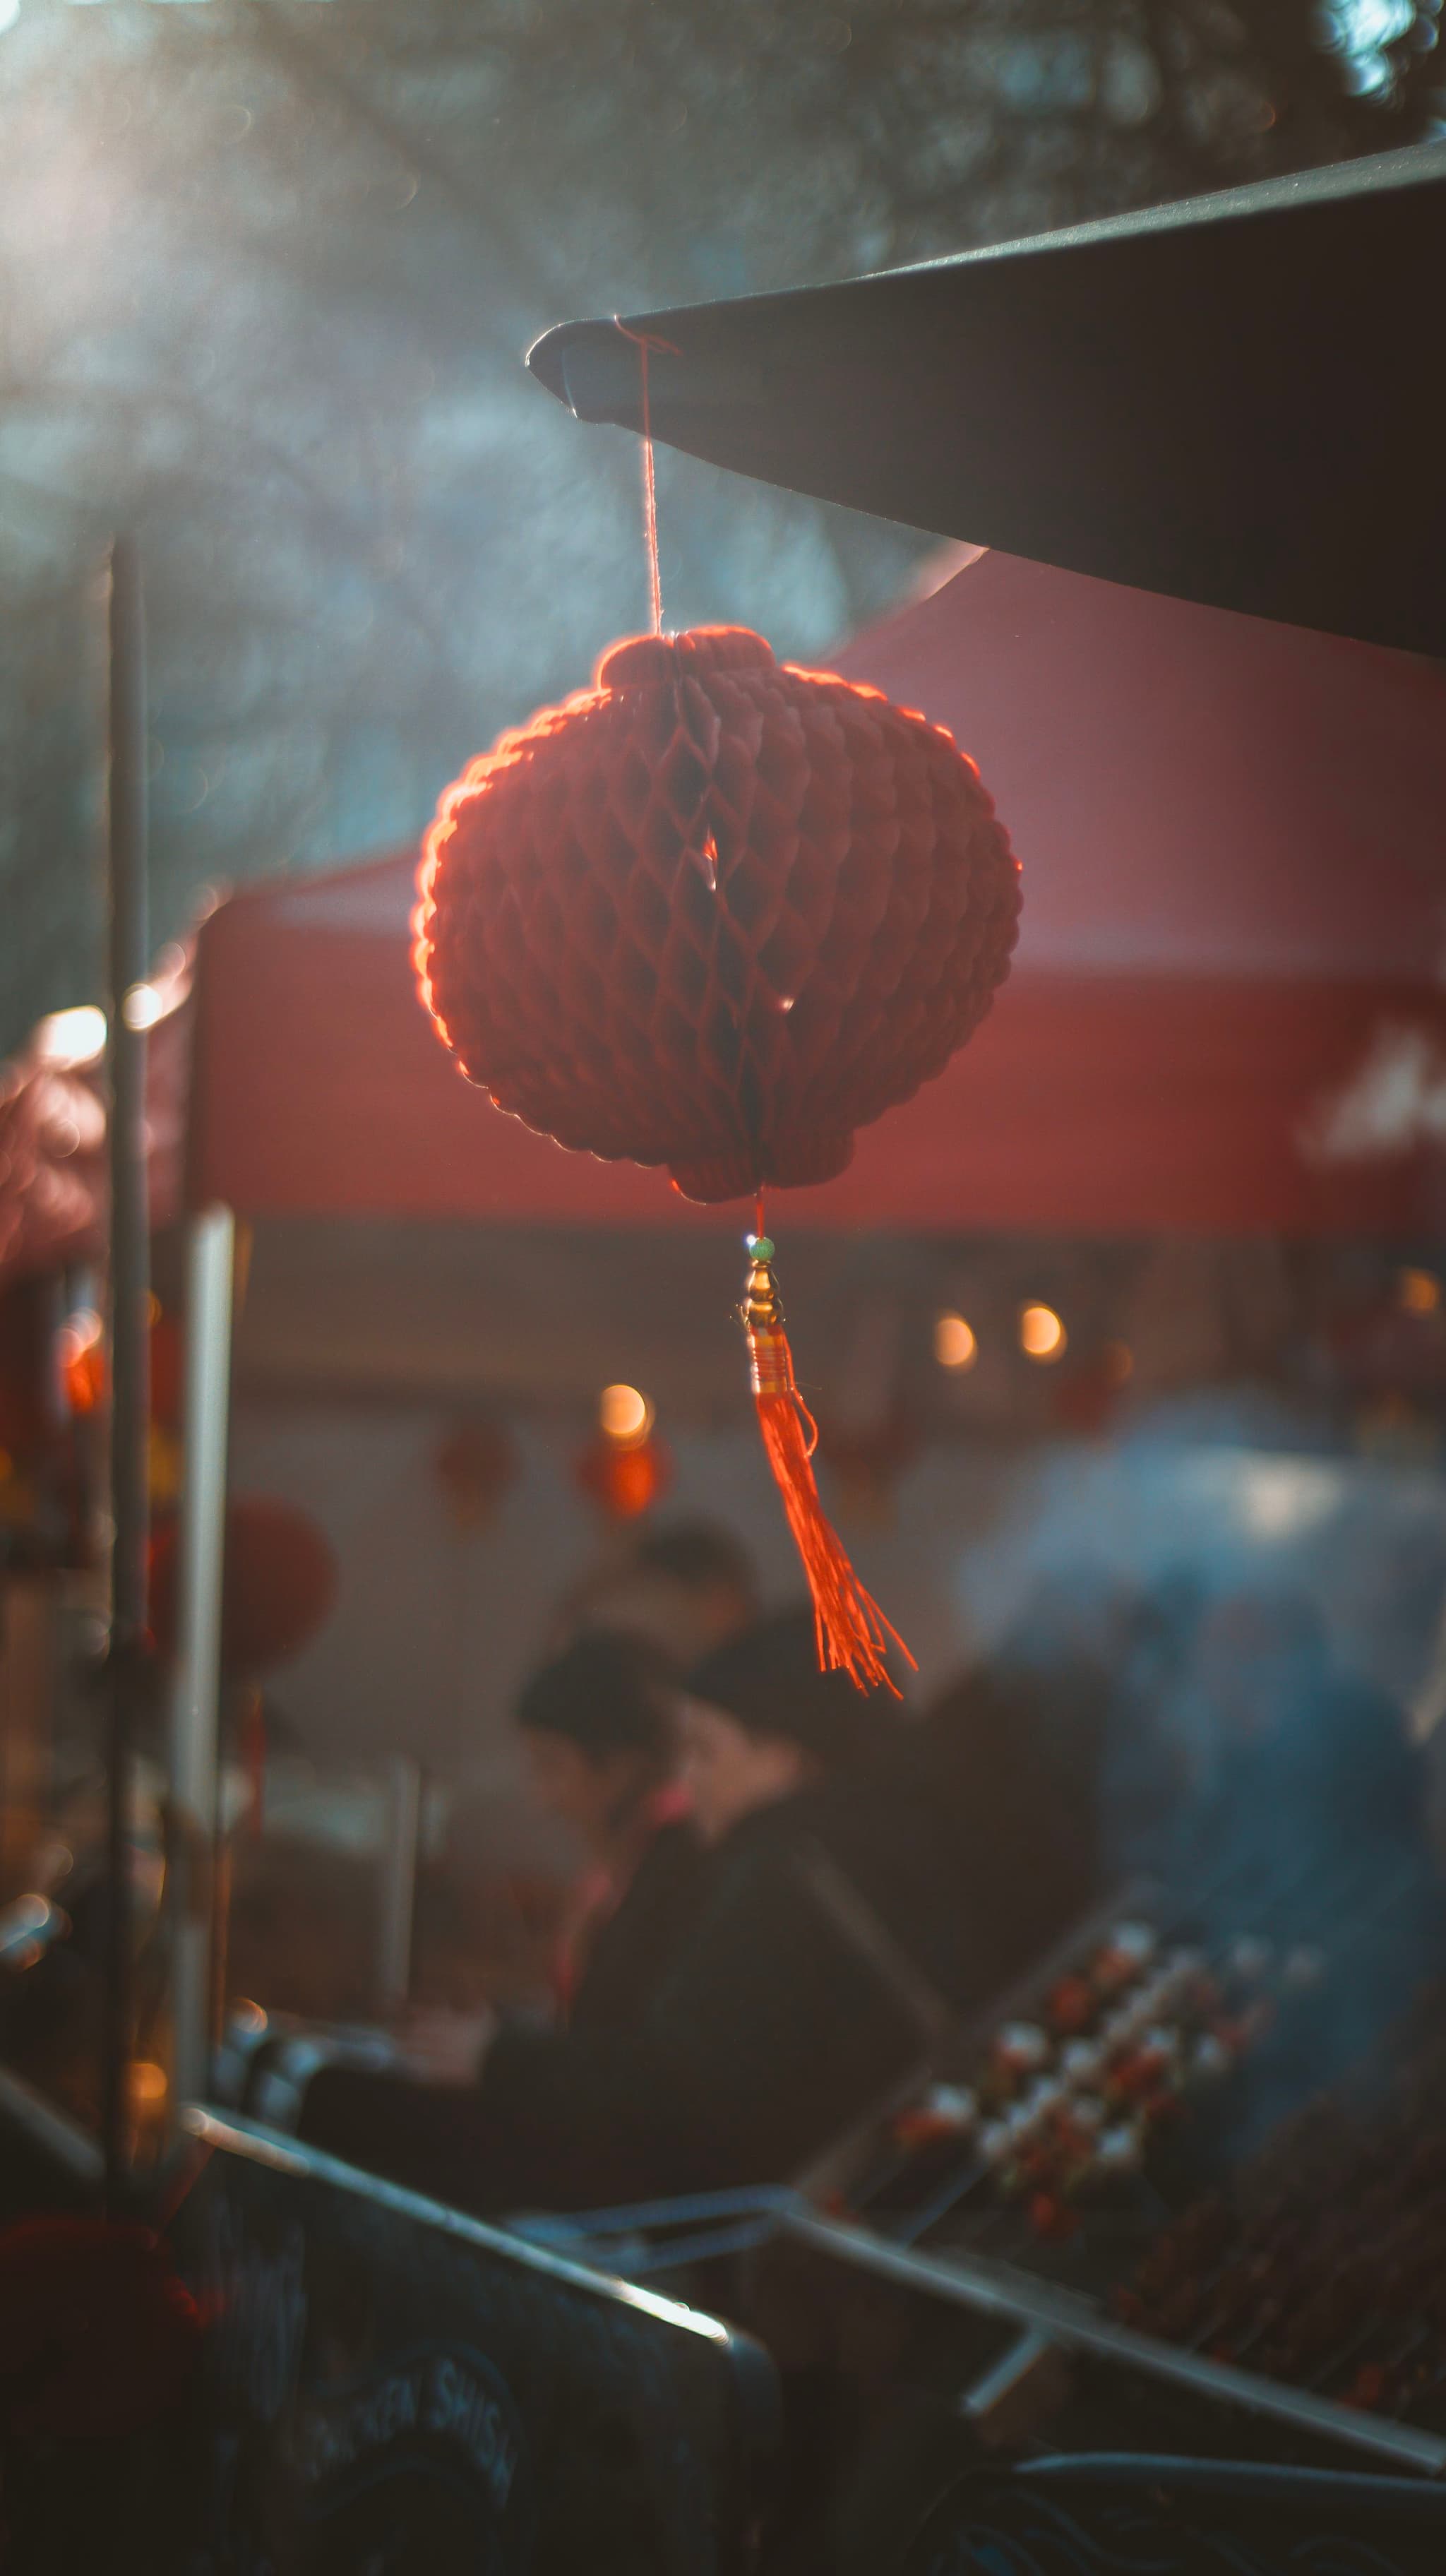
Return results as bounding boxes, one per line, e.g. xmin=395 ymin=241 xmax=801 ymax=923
xmin=184 ymin=548 xmax=1446 ymax=1239
xmin=5 ymin=546 xmax=1445 ymax=1284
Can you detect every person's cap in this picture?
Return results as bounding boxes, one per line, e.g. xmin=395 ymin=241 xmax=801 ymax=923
xmin=686 ymin=1606 xmax=895 ymax=1767
xmin=516 ymin=1630 xmax=677 ymax=1763
xmin=633 ymin=1520 xmax=757 ymax=1599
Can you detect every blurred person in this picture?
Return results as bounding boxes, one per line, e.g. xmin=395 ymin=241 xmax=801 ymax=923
xmin=634 ymin=1522 xmax=758 ymax=1650
xmin=963 ymin=1566 xmax=1205 ymax=1888
xmin=513 ymin=1630 xmax=703 ymax=2036
xmin=301 ymin=1606 xmax=1097 ymax=2211
xmin=675 ymin=1608 xmax=880 ymax=1846
xmin=556 ymin=1519 xmax=758 ymax=1666
xmin=973 ymin=1570 xmax=1145 ymax=1880
xmin=301 ymin=1609 xmax=943 ymax=2210
xmin=398 ymin=1631 xmax=703 ymax=2082
xmin=0 ymin=1689 xmax=173 ymax=2126
xmin=813 ymin=1648 xmax=1107 ymax=2012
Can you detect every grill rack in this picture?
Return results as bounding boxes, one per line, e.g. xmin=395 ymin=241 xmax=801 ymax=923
xmin=530 ymin=1846 xmax=1446 ymax=2481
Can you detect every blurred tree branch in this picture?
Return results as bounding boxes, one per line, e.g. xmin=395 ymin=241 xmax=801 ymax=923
xmin=0 ymin=0 xmax=1436 ymax=1052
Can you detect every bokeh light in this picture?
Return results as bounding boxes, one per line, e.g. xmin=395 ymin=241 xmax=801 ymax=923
xmin=1398 ymin=1266 xmax=1441 ymax=1315
xmin=1020 ymin=1302 xmax=1067 ymax=1362
xmin=599 ymin=1383 xmax=655 ymax=1445
xmin=934 ymin=1311 xmax=977 ymax=1371
xmin=128 ymin=2058 xmax=168 ymax=2108
xmin=122 ymin=981 xmax=167 ymax=1032
xmin=35 ymin=1005 xmax=106 ymax=1066
xmin=57 ymin=1306 xmax=105 ymax=1414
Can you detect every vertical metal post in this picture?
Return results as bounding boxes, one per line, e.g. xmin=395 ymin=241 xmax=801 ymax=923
xmin=102 ymin=536 xmax=150 ymax=2210
xmin=169 ymin=1205 xmax=235 ymax=2104
xmin=376 ymin=1756 xmax=422 ymax=2014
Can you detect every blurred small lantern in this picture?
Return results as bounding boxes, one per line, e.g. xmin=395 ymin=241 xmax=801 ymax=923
xmin=575 ymin=1385 xmax=670 ymax=1522
xmin=815 ymin=1410 xmax=922 ymax=1530
xmin=57 ymin=1306 xmax=106 ymax=1417
xmin=435 ymin=1414 xmax=520 ymax=1533
xmin=150 ymin=1495 xmax=338 ymax=1677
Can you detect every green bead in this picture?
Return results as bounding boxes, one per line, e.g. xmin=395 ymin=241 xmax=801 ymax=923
xmin=746 ymin=1234 xmax=776 ymax=1263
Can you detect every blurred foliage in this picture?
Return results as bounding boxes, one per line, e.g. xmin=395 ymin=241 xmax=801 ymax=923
xmin=0 ymin=0 xmax=1438 ymax=1052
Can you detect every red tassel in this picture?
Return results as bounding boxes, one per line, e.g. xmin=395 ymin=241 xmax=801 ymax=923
xmin=742 ymin=1236 xmax=915 ymax=1696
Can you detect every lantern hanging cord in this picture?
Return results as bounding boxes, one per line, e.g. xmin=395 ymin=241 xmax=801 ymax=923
xmin=614 ymin=320 xmax=679 ymax=638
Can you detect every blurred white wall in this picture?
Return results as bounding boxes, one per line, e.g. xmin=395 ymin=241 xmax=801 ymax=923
xmin=229 ymin=1400 xmax=1446 ymax=1793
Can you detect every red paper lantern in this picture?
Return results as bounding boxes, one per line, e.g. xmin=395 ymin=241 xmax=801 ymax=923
xmin=416 ymin=626 xmax=1020 ymax=1687
xmin=575 ymin=1429 xmax=671 ymax=1522
xmin=150 ymin=1494 xmax=338 ymax=1676
xmin=435 ymin=1415 xmax=521 ymax=1532
xmin=57 ymin=1306 xmax=106 ymax=1419
xmin=416 ymin=627 xmax=1018 ymax=1205
xmin=0 ymin=2217 xmax=203 ymax=2441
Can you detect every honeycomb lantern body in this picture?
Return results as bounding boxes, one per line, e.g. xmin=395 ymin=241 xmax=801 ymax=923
xmin=416 ymin=626 xmax=1021 ymax=1205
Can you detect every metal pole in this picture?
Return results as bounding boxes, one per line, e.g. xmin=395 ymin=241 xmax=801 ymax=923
xmin=376 ymin=1755 xmax=422 ymax=2014
xmin=102 ymin=535 xmax=150 ymax=2211
xmin=169 ymin=1205 xmax=235 ymax=2104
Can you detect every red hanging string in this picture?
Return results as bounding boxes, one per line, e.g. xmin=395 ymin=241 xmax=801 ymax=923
xmin=605 ymin=348 xmax=914 ymax=1695
xmin=614 ymin=319 xmax=679 ymax=638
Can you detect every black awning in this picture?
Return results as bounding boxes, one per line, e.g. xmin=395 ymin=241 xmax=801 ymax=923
xmin=528 ymin=142 xmax=1446 ymax=655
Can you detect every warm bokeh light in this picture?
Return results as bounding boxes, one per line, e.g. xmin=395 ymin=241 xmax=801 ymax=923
xmin=1102 ymin=1340 xmax=1134 ymax=1384
xmin=35 ymin=1843 xmax=73 ymax=1892
xmin=1020 ymin=1302 xmax=1067 ymax=1362
xmin=934 ymin=1311 xmax=978 ymax=1371
xmin=35 ymin=1004 xmax=106 ymax=1067
xmin=122 ymin=981 xmax=167 ymax=1032
xmin=58 ymin=1308 xmax=106 ymax=1415
xmin=599 ymin=1383 xmax=655 ymax=1446
xmin=128 ymin=2058 xmax=168 ymax=2107
xmin=1398 ymin=1267 xmax=1441 ymax=1315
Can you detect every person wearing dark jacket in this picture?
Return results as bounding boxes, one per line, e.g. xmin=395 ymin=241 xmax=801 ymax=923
xmin=299 ymin=1611 xmax=1089 ymax=2216
xmin=368 ymin=1632 xmax=705 ymax=2098
xmin=512 ymin=1630 xmax=703 ymax=2039
xmin=301 ymin=1611 xmax=911 ymax=2209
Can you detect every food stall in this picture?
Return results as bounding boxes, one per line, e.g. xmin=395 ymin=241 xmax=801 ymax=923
xmin=3 ymin=132 xmax=1446 ymax=2572
xmin=518 ymin=130 xmax=1446 ymax=2571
